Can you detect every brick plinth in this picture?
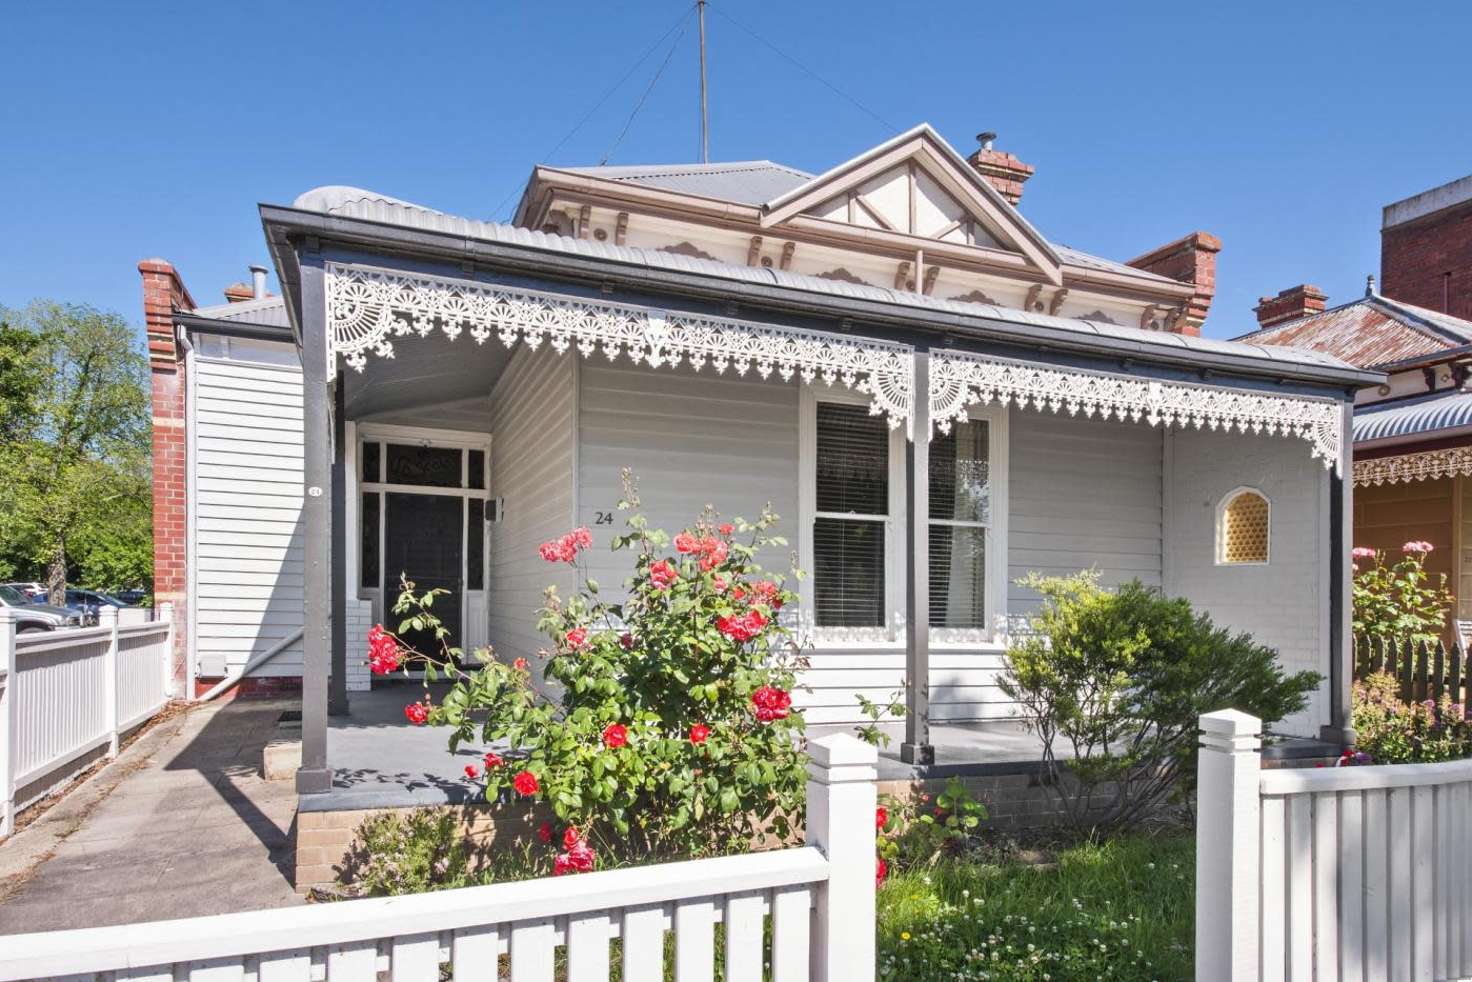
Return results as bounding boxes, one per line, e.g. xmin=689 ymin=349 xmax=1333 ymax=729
xmin=192 ymin=675 xmax=304 ymax=700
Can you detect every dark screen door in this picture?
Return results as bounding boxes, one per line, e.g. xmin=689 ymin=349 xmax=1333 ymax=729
xmin=385 ymin=493 xmax=464 ymax=657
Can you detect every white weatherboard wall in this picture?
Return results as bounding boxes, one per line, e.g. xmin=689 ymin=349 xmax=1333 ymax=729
xmin=190 ymin=344 xmax=305 ymax=679
xmin=1165 ymin=429 xmax=1329 ymax=736
xmin=487 ymin=344 xmax=577 ymax=687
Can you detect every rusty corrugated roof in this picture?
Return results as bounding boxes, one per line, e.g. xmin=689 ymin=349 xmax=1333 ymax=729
xmin=1233 ymin=295 xmax=1472 ymax=369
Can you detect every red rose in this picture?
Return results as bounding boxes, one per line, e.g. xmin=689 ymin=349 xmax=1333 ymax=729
xmin=876 ymin=855 xmax=888 ymax=886
xmin=553 ymin=839 xmax=596 ymax=876
xmin=404 ymin=702 xmax=429 ymax=725
xmin=513 ymin=770 xmax=540 ymax=796
xmin=602 ymin=723 xmax=628 ymax=749
xmin=649 ymin=559 xmax=678 ymax=590
xmin=689 ymin=723 xmax=710 ymax=745
xmin=674 ymin=531 xmax=699 ymax=553
xmin=620 ymin=633 xmax=634 ymax=650
xmin=750 ymin=580 xmax=782 ymax=610
xmin=750 ymin=685 xmax=791 ymax=722
xmin=563 ymin=826 xmax=581 ymax=850
xmin=483 ymin=751 xmax=502 ymax=769
xmin=698 ymin=538 xmax=729 ymax=571
xmin=719 ymin=523 xmax=735 ymax=536
xmin=566 ymin=627 xmax=589 ymax=649
xmin=732 ymin=585 xmax=747 ymax=601
xmin=464 ymin=764 xmax=479 ymax=779
xmin=573 ymin=526 xmax=592 ymax=548
xmin=876 ymin=806 xmax=888 ymax=830
xmin=718 ymin=608 xmax=769 ymax=643
xmin=368 ymin=625 xmax=401 ymax=674
xmin=513 ymin=657 xmax=528 ymax=671
xmin=538 ymin=821 xmax=552 ymax=843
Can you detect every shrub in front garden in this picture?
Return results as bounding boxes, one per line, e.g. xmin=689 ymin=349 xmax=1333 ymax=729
xmin=1001 ymin=571 xmax=1320 ymax=832
xmin=371 ymin=472 xmax=807 ymax=876
xmin=1352 ymin=670 xmax=1472 ymax=764
xmin=1353 ymin=541 xmax=1452 ymax=644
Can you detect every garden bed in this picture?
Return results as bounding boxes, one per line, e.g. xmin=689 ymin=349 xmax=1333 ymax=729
xmin=877 ymin=832 xmax=1194 ymax=981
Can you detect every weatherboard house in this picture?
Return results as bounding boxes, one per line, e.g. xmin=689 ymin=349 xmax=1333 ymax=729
xmin=141 ymin=125 xmax=1377 ymax=804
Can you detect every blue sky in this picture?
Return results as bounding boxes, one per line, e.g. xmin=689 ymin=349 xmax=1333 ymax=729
xmin=2 ymin=1 xmax=1469 ymax=339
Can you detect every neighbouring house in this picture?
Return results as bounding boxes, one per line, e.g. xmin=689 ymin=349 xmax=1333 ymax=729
xmin=1239 ymin=172 xmax=1472 ymax=624
xmin=142 ymin=124 xmax=1375 ymax=803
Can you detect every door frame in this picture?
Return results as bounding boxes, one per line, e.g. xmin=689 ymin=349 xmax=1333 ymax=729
xmin=352 ymin=424 xmax=492 ymax=653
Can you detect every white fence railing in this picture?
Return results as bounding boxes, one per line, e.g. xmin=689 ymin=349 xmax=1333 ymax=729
xmin=0 ymin=603 xmax=174 ymax=836
xmin=0 ymin=733 xmax=879 ymax=982
xmin=1196 ymin=709 xmax=1472 ymax=981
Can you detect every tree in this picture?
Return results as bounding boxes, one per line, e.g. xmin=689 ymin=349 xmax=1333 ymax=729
xmin=0 ymin=302 xmax=151 ymax=603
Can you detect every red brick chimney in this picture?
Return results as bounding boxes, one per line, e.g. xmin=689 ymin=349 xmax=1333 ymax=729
xmin=966 ymin=132 xmax=1035 ymax=206
xmin=139 ymin=259 xmax=195 ymax=694
xmin=1126 ymin=231 xmax=1222 ymax=336
xmin=222 ymin=282 xmax=254 ymax=303
xmin=1253 ymin=284 xmax=1328 ymax=329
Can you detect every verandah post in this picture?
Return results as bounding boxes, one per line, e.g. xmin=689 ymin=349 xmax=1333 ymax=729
xmin=806 ymin=732 xmax=878 ymax=982
xmin=0 ymin=607 xmax=15 ymax=837
xmin=902 ymin=348 xmax=933 ymax=765
xmin=101 ymin=605 xmax=119 ymax=757
xmin=1196 ymin=709 xmax=1262 ymax=982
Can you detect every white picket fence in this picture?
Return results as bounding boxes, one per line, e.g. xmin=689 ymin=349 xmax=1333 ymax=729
xmin=1196 ymin=709 xmax=1472 ymax=981
xmin=0 ymin=733 xmax=879 ymax=982
xmin=0 ymin=603 xmax=175 ymax=836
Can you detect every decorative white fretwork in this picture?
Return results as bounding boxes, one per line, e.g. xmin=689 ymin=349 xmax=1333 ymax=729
xmin=324 ymin=262 xmax=916 ymax=428
xmin=1354 ymin=446 xmax=1472 ymax=487
xmin=929 ymin=352 xmax=1344 ymax=471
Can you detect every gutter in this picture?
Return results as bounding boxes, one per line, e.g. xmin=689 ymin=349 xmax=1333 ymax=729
xmin=174 ymin=312 xmax=294 ymax=344
xmin=258 ymin=203 xmax=1385 ymax=391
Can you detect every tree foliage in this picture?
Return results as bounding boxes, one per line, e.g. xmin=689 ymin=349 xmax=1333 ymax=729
xmin=0 ymin=301 xmax=152 ymax=598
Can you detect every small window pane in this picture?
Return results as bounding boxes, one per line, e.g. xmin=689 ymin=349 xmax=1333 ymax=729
xmin=385 ymin=443 xmax=461 ymax=488
xmin=814 ymin=517 xmax=886 ymax=627
xmin=930 ymin=420 xmax=990 ymax=524
xmin=1221 ymin=491 xmax=1269 ymax=564
xmin=816 ymin=403 xmax=888 ymax=514
xmin=930 ymin=525 xmax=986 ymax=628
xmin=361 ymin=441 xmax=381 ymax=483
xmin=468 ymin=450 xmax=486 ymax=490
xmin=467 ymin=499 xmax=484 ymax=590
xmin=360 ymin=492 xmax=380 ymax=589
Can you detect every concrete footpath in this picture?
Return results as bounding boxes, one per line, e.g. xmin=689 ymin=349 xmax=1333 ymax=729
xmin=0 ymin=697 xmax=303 ymax=934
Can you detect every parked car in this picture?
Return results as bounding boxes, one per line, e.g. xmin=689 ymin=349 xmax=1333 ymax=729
xmin=1 ymin=581 xmax=47 ymax=602
xmin=113 ymin=588 xmax=148 ymax=606
xmin=0 ymin=584 xmax=82 ymax=633
xmin=63 ymin=589 xmax=131 ymax=624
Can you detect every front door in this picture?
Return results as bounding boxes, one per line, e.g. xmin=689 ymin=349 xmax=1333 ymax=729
xmin=384 ymin=492 xmax=464 ymax=658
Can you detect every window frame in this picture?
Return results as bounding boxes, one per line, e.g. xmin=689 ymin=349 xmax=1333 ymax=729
xmin=1215 ymin=486 xmax=1271 ymax=566
xmin=798 ymin=387 xmax=1009 ymax=648
xmin=928 ymin=406 xmax=1008 ymax=644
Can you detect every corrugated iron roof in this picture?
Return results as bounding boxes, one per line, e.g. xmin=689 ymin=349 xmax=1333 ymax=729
xmin=559 ymin=161 xmax=812 ymax=206
xmin=1233 ymin=295 xmax=1472 ymax=369
xmin=286 ymin=185 xmax=1359 ymax=376
xmin=1354 ymin=388 xmax=1472 ymax=443
xmin=190 ymin=295 xmax=290 ymax=327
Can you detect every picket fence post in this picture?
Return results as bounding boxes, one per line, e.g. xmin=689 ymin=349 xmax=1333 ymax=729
xmin=1196 ymin=709 xmax=1263 ymax=982
xmin=158 ymin=602 xmax=175 ymax=701
xmin=101 ymin=606 xmax=119 ymax=757
xmin=0 ymin=607 xmax=16 ymax=838
xmin=805 ymin=732 xmax=878 ymax=982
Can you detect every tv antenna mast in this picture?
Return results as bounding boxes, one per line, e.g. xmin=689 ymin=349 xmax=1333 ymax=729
xmin=698 ymin=0 xmax=709 ymax=162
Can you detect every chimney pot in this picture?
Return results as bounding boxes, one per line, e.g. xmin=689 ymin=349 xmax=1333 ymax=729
xmin=1253 ymin=284 xmax=1328 ymax=329
xmin=250 ymin=264 xmax=269 ymax=300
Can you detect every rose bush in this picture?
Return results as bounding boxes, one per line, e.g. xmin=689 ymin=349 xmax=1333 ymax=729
xmin=1353 ymin=541 xmax=1453 ymax=644
xmin=372 ymin=471 xmax=807 ymax=874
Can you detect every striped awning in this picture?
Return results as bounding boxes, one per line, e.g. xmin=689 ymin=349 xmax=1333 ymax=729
xmin=1354 ymin=389 xmax=1472 ymax=444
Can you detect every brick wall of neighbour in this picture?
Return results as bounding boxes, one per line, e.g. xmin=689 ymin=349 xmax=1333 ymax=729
xmin=139 ymin=259 xmax=194 ymax=695
xmin=1382 ymin=201 xmax=1472 ymax=320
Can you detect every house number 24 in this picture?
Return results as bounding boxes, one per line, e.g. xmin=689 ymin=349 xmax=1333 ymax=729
xmin=593 ymin=511 xmax=615 ymax=526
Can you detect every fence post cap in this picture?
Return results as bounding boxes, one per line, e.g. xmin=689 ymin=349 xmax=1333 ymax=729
xmin=99 ymin=606 xmax=118 ymax=624
xmin=809 ymin=732 xmax=880 ymax=767
xmin=1199 ymin=709 xmax=1262 ymax=736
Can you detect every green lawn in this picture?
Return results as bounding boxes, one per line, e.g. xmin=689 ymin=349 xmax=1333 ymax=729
xmin=877 ymin=833 xmax=1194 ymax=981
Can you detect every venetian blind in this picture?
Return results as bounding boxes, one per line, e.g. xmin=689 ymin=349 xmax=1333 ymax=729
xmin=814 ymin=403 xmax=888 ymax=628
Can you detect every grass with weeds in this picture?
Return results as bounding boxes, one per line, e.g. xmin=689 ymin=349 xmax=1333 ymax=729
xmin=878 ymin=832 xmax=1193 ymax=981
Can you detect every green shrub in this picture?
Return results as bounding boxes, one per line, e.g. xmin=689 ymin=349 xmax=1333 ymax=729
xmin=878 ymin=777 xmax=988 ymax=871
xmin=1353 ymin=542 xmax=1452 ymax=644
xmin=1352 ymin=671 xmax=1472 ymax=763
xmin=1001 ymin=571 xmax=1320 ymax=832
xmin=339 ymin=810 xmax=480 ymax=896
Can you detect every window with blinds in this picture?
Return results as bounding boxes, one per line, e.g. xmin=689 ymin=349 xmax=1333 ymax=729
xmin=813 ymin=403 xmax=889 ymax=628
xmin=929 ymin=420 xmax=990 ymax=629
xmin=1219 ymin=489 xmax=1269 ymax=564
